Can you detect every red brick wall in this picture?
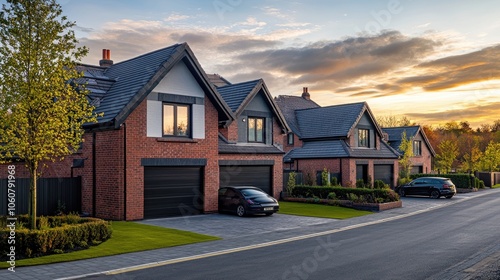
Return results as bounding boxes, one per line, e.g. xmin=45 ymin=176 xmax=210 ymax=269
xmin=283 ymin=133 xmax=303 ymax=152
xmin=411 ymin=132 xmax=433 ymax=174
xmin=124 ymin=97 xmax=220 ymax=220
xmin=294 ymin=158 xmax=341 ymax=185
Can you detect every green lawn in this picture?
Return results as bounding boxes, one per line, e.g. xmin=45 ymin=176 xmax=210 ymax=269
xmin=1 ymin=221 xmax=220 ymax=268
xmin=279 ymin=201 xmax=373 ymax=219
xmin=492 ymin=184 xmax=500 ymax=189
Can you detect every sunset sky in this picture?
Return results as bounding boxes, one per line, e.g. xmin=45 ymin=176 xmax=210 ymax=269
xmin=57 ymin=0 xmax=499 ymax=128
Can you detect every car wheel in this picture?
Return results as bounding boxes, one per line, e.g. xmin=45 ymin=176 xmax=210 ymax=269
xmin=236 ymin=205 xmax=246 ymax=217
xmin=430 ymin=190 xmax=440 ymax=199
xmin=399 ymin=189 xmax=406 ymax=197
xmin=445 ymin=195 xmax=453 ymax=199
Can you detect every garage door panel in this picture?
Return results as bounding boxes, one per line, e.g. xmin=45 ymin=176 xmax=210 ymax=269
xmin=374 ymin=165 xmax=393 ymax=187
xmin=220 ymin=165 xmax=272 ymax=195
xmin=144 ymin=166 xmax=203 ymax=219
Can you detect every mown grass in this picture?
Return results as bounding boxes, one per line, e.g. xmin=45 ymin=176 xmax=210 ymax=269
xmin=1 ymin=221 xmax=219 ymax=268
xmin=492 ymin=184 xmax=500 ymax=189
xmin=279 ymin=201 xmax=373 ymax=219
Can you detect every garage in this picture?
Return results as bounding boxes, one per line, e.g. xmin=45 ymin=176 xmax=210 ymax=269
xmin=219 ymin=165 xmax=272 ymax=195
xmin=374 ymin=164 xmax=394 ymax=187
xmin=144 ymin=166 xmax=203 ymax=219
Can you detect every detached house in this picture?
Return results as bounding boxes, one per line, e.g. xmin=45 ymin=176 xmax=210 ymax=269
xmin=275 ymin=88 xmax=400 ymax=187
xmin=382 ymin=126 xmax=436 ymax=174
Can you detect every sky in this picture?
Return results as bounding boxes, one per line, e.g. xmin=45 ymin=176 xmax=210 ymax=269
xmin=55 ymin=0 xmax=500 ymax=127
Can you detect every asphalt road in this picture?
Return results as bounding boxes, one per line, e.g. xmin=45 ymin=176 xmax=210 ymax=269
xmin=90 ymin=191 xmax=500 ymax=280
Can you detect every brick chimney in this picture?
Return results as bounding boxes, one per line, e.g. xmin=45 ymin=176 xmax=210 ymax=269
xmin=301 ymin=87 xmax=310 ymax=100
xmin=99 ymin=49 xmax=113 ymax=67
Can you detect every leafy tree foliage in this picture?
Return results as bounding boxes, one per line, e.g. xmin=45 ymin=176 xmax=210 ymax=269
xmin=0 ymin=0 xmax=96 ymax=229
xmin=479 ymin=141 xmax=500 ymax=171
xmin=398 ymin=131 xmax=413 ymax=181
xmin=435 ymin=140 xmax=459 ymax=173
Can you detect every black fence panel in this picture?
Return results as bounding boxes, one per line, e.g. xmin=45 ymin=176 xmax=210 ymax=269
xmin=0 ymin=177 xmax=81 ymax=216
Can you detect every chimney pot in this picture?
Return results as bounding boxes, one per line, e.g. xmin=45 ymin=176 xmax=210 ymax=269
xmin=99 ymin=49 xmax=113 ymax=67
xmin=302 ymin=87 xmax=310 ymax=100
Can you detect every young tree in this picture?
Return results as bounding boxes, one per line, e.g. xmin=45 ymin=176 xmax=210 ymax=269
xmin=459 ymin=134 xmax=482 ymax=172
xmin=435 ymin=140 xmax=459 ymax=173
xmin=398 ymin=131 xmax=413 ymax=181
xmin=0 ymin=0 xmax=96 ymax=229
xmin=479 ymin=141 xmax=500 ymax=171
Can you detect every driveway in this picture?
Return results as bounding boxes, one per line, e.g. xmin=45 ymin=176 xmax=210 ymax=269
xmin=140 ymin=213 xmax=335 ymax=239
xmin=139 ymin=191 xmax=484 ymax=239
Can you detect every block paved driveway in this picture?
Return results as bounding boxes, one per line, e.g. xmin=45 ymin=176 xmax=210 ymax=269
xmin=139 ymin=213 xmax=335 ymax=239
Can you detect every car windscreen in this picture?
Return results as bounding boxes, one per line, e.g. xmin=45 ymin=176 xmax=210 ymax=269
xmin=240 ymin=189 xmax=267 ymax=197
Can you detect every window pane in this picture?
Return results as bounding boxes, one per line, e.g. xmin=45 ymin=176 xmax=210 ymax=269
xmin=163 ymin=105 xmax=174 ymax=135
xmin=177 ymin=105 xmax=189 ymax=136
xmin=359 ymin=129 xmax=368 ymax=147
xmin=248 ymin=118 xmax=255 ymax=142
xmin=256 ymin=118 xmax=263 ymax=142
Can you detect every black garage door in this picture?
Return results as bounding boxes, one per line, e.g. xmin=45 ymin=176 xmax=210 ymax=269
xmin=144 ymin=166 xmax=203 ymax=219
xmin=219 ymin=165 xmax=272 ymax=195
xmin=374 ymin=165 xmax=394 ymax=187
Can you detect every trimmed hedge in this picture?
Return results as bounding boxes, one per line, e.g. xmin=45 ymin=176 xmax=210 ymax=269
xmin=291 ymin=185 xmax=400 ymax=203
xmin=409 ymin=173 xmax=484 ymax=189
xmin=0 ymin=215 xmax=112 ymax=259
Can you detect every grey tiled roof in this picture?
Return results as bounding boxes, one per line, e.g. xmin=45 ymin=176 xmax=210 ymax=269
xmin=218 ymin=135 xmax=284 ymax=154
xmin=96 ymin=44 xmax=182 ymax=124
xmin=78 ymin=43 xmax=234 ymax=128
xmin=216 ymin=79 xmax=260 ymax=113
xmin=382 ymin=126 xmax=419 ymax=152
xmin=284 ymin=139 xmax=399 ymax=162
xmin=296 ymin=102 xmax=366 ymax=139
xmin=274 ymin=95 xmax=320 ymax=137
xmin=284 ymin=140 xmax=349 ymax=162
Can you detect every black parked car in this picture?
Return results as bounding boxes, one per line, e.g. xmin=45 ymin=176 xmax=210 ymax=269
xmin=218 ymin=186 xmax=279 ymax=217
xmin=396 ymin=177 xmax=456 ymax=199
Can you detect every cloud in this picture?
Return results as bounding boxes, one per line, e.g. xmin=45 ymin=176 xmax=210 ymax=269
xmin=235 ymin=31 xmax=439 ymax=89
xmin=405 ymin=101 xmax=500 ymax=126
xmin=164 ymin=13 xmax=190 ymax=22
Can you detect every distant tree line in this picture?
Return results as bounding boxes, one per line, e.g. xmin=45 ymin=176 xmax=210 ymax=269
xmin=377 ymin=116 xmax=500 ymax=173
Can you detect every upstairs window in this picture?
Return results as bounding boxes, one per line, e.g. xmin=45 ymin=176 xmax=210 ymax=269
xmin=163 ymin=103 xmax=190 ymax=137
xmin=413 ymin=140 xmax=422 ymax=156
xmin=287 ymin=133 xmax=294 ymax=145
xmin=358 ymin=129 xmax=369 ymax=147
xmin=248 ymin=117 xmax=264 ymax=143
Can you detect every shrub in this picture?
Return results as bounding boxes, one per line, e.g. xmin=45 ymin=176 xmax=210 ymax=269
xmin=0 ymin=215 xmax=112 ymax=259
xmin=327 ymin=192 xmax=337 ymax=200
xmin=321 ymin=168 xmax=330 ymax=186
xmin=374 ymin=180 xmax=389 ymax=189
xmin=287 ymin=171 xmax=296 ymax=195
xmin=330 ymin=176 xmax=339 ymax=186
xmin=291 ymin=185 xmax=400 ymax=203
xmin=398 ymin=177 xmax=412 ymax=186
xmin=356 ymin=179 xmax=365 ymax=188
xmin=410 ymin=173 xmax=483 ymax=189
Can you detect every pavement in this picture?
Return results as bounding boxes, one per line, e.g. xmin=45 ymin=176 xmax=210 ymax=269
xmin=1 ymin=189 xmax=499 ymax=280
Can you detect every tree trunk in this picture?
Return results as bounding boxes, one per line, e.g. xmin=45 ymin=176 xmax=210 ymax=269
xmin=29 ymin=163 xmax=37 ymax=230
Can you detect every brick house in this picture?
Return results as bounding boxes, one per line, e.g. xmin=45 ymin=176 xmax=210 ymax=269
xmin=382 ymin=126 xmax=436 ymax=174
xmin=1 ymin=43 xmax=240 ymax=220
xmin=212 ymin=77 xmax=289 ymax=198
xmin=275 ymin=88 xmax=400 ymax=187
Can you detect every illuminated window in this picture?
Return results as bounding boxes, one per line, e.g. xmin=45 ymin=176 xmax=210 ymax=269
xmin=248 ymin=117 xmax=265 ymax=143
xmin=358 ymin=129 xmax=369 ymax=147
xmin=413 ymin=140 xmax=422 ymax=156
xmin=163 ymin=103 xmax=190 ymax=137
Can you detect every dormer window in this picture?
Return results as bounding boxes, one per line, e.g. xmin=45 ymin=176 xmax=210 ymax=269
xmin=248 ymin=117 xmax=265 ymax=143
xmin=358 ymin=129 xmax=369 ymax=148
